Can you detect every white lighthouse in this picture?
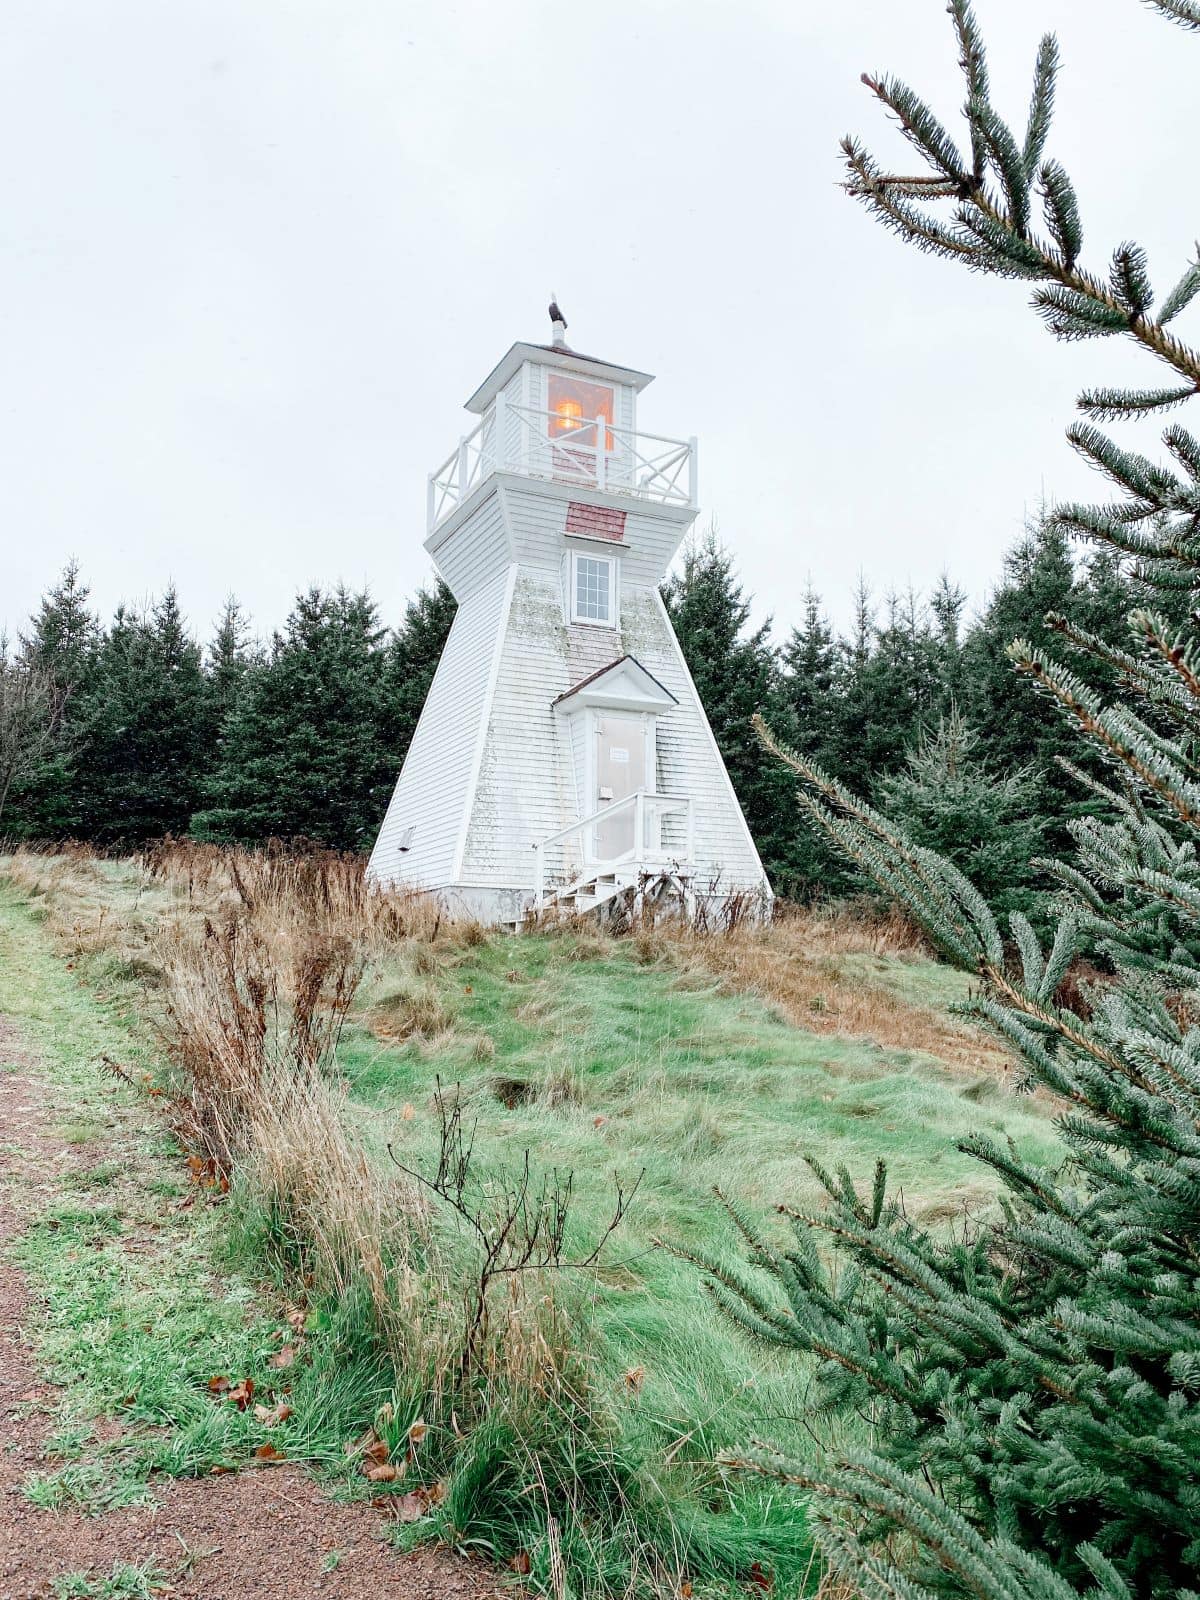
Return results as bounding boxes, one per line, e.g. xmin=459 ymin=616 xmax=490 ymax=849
xmin=367 ymin=315 xmax=770 ymax=925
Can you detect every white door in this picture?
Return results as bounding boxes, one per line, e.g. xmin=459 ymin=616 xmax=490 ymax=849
xmin=594 ymin=715 xmax=646 ymax=859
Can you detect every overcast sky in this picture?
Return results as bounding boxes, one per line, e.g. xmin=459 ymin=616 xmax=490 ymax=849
xmin=1 ymin=0 xmax=1195 ymax=649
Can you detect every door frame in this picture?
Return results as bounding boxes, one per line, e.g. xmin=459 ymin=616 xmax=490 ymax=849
xmin=583 ymin=706 xmax=656 ymax=864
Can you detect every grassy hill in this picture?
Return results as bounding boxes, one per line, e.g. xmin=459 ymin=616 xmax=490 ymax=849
xmin=1 ymin=846 xmax=1063 ymax=1597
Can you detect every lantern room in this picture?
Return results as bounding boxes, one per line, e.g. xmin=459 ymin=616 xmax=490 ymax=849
xmin=426 ymin=339 xmax=697 ymax=535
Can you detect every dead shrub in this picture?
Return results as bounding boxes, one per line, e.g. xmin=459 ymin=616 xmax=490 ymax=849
xmin=159 ymin=914 xmax=363 ymax=1172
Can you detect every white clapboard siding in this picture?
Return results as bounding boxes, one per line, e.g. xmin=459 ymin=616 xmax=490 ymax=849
xmin=425 ymin=494 xmax=509 ymax=599
xmin=367 ymin=566 xmax=514 ymax=891
xmin=460 ymin=569 xmax=578 ymax=891
xmin=370 ymin=341 xmax=768 ymax=922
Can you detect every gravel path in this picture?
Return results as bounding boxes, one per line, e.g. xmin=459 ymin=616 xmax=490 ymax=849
xmin=0 ymin=1017 xmax=505 ymax=1600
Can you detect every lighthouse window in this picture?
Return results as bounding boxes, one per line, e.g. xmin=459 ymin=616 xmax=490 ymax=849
xmin=572 ymin=554 xmax=615 ymax=626
xmin=548 ymin=373 xmax=615 ymax=449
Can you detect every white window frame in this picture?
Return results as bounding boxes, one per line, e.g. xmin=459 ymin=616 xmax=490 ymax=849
xmin=570 ymin=551 xmax=618 ymax=628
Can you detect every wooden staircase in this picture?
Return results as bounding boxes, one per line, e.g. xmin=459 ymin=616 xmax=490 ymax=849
xmin=525 ymin=864 xmax=693 ymax=928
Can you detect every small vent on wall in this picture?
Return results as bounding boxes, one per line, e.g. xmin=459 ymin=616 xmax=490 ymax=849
xmin=396 ymin=826 xmax=416 ymax=853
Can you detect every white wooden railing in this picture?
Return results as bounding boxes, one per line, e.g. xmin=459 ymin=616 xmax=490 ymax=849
xmin=427 ymin=391 xmax=698 ymax=533
xmin=532 ymin=789 xmax=693 ymax=910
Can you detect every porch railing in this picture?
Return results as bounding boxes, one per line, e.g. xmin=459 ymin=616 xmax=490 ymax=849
xmin=427 ymin=391 xmax=697 ymax=534
xmin=532 ymin=789 xmax=693 ymax=910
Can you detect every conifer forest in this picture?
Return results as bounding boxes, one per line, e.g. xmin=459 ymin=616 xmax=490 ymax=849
xmin=3 ymin=2 xmax=1200 ymax=1599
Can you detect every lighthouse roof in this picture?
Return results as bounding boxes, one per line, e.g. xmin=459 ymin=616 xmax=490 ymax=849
xmin=465 ymin=341 xmax=654 ymax=415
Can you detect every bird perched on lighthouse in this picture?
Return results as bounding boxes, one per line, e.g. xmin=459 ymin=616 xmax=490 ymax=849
xmin=548 ymin=293 xmax=568 ymax=346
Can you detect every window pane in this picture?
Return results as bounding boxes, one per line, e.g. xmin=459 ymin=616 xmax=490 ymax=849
xmin=576 ymin=557 xmax=612 ymax=623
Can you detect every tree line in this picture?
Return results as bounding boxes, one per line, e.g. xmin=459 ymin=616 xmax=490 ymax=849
xmin=1 ymin=514 xmax=1150 ymax=909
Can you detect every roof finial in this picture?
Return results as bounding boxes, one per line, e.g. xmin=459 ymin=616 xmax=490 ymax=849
xmin=548 ymin=292 xmax=568 ymax=348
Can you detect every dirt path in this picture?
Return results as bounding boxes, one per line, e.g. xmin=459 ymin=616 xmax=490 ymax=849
xmin=0 ymin=1019 xmax=503 ymax=1600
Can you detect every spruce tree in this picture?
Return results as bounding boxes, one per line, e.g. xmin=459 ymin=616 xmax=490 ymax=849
xmin=11 ymin=560 xmax=102 ymax=835
xmin=878 ymin=705 xmax=1043 ymax=921
xmin=773 ymin=585 xmax=858 ymax=897
xmin=0 ymin=643 xmax=64 ymax=832
xmin=677 ymin=6 xmax=1200 ymax=1598
xmin=204 ymin=597 xmax=254 ymax=736
xmin=75 ymin=588 xmax=207 ymax=842
xmin=662 ymin=531 xmax=788 ymax=887
xmin=192 ymin=586 xmax=389 ymax=849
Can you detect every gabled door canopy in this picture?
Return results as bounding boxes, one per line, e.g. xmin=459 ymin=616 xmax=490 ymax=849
xmin=552 ymin=655 xmax=679 ymax=716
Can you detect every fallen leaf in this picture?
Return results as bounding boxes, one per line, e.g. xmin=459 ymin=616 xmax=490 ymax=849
xmin=285 ymin=1306 xmax=308 ymax=1335
xmin=748 ymin=1561 xmax=773 ymax=1591
xmin=680 ymin=1584 xmax=694 ymax=1598
xmin=207 ymin=1375 xmax=231 ymax=1395
xmin=623 ymin=1366 xmax=645 ymax=1391
xmin=224 ymin=1378 xmax=255 ymax=1410
xmin=253 ymin=1402 xmax=293 ymax=1427
xmin=593 ymin=1115 xmax=607 ymax=1129
xmin=363 ymin=1431 xmax=390 ymax=1466
xmin=269 ymin=1344 xmax=296 ymax=1371
xmin=254 ymin=1442 xmax=286 ymax=1462
xmin=509 ymin=1551 xmax=531 ymax=1575
xmin=366 ymin=1462 xmax=399 ymax=1483
xmin=407 ymin=1418 xmax=428 ymax=1446
xmin=396 ymin=1491 xmax=431 ymax=1522
xmin=401 ymin=1102 xmax=415 ymax=1120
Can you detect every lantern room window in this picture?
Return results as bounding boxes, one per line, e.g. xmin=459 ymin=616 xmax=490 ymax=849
xmin=548 ymin=373 xmax=615 ymax=451
xmin=571 ymin=553 xmax=616 ymax=627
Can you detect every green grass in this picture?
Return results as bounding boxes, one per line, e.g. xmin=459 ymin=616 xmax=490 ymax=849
xmin=51 ymin=1562 xmax=166 ymax=1600
xmin=0 ymin=863 xmax=1064 ymax=1597
xmin=332 ymin=931 xmax=1063 ymax=1584
xmin=0 ymin=883 xmax=367 ymax=1514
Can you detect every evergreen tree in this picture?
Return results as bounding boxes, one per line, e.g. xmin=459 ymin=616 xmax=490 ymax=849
xmin=878 ymin=705 xmax=1043 ymax=920
xmin=10 ymin=560 xmax=102 ymax=834
xmin=680 ymin=8 xmax=1200 ymax=1599
xmin=773 ymin=584 xmax=857 ymax=897
xmin=0 ymin=642 xmax=64 ymax=832
xmin=961 ymin=515 xmax=1139 ymax=854
xmin=75 ymin=588 xmax=207 ymax=842
xmin=662 ymin=531 xmax=788 ymax=889
xmin=192 ymin=586 xmax=389 ymax=849
xmin=204 ymin=597 xmax=254 ymax=735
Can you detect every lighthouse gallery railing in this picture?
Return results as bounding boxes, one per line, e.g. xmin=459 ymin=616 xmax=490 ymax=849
xmin=427 ymin=394 xmax=698 ymax=534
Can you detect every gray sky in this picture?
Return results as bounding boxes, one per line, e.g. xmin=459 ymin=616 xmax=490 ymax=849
xmin=1 ymin=0 xmax=1195 ymax=648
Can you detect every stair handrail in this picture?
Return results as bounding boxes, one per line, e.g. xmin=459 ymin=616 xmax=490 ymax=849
xmin=531 ymin=790 xmax=691 ymax=911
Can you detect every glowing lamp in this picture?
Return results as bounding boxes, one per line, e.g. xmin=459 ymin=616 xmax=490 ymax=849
xmin=554 ymin=399 xmax=584 ymax=432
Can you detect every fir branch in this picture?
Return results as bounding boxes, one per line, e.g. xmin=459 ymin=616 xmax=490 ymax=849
xmin=949 ymin=0 xmax=990 ymax=183
xmin=1109 ymin=242 xmax=1154 ymax=318
xmin=1145 ymin=0 xmax=1200 ymax=30
xmin=1022 ymin=34 xmax=1059 ymax=178
xmin=1032 ymin=285 xmax=1129 ymax=340
xmin=1159 ymin=255 xmax=1200 ymax=322
xmin=1077 ymin=385 xmax=1197 ymax=422
xmin=968 ymin=96 xmax=1032 ymax=236
xmin=1037 ymin=160 xmax=1082 ymax=268
xmin=861 ymin=73 xmax=971 ymax=186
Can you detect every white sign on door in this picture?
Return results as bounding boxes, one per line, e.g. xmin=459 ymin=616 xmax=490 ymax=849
xmin=609 ymin=747 xmax=629 ymax=763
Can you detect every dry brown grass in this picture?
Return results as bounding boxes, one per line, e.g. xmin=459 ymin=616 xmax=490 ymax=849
xmin=2 ymin=839 xmax=580 ymax=1415
xmin=655 ymin=899 xmax=1016 ymax=1082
